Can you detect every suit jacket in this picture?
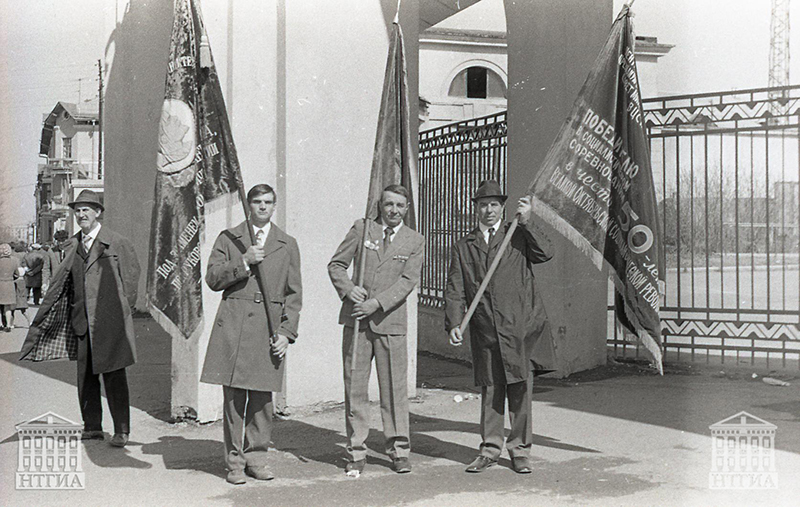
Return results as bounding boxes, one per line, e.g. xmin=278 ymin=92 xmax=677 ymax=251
xmin=200 ymin=221 xmax=302 ymax=392
xmin=328 ymin=219 xmax=424 ymax=335
xmin=20 ymin=226 xmax=140 ymax=373
xmin=444 ymin=219 xmax=552 ymax=386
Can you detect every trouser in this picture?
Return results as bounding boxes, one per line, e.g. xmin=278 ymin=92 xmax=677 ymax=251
xmin=223 ymin=386 xmax=273 ymax=471
xmin=29 ymin=287 xmax=41 ymax=305
xmin=77 ymin=335 xmax=130 ymax=434
xmin=342 ymin=326 xmax=409 ymax=461
xmin=479 ymin=374 xmax=532 ymax=460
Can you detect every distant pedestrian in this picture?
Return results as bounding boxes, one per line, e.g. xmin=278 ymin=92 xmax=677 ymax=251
xmin=23 ymin=244 xmax=45 ymax=305
xmin=20 ymin=189 xmax=141 ymax=448
xmin=0 ymin=244 xmax=19 ymax=332
xmin=444 ymin=180 xmax=553 ymax=474
xmin=200 ymin=184 xmax=302 ymax=485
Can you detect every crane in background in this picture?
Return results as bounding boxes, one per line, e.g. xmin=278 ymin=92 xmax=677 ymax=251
xmin=769 ymin=0 xmax=791 ymax=120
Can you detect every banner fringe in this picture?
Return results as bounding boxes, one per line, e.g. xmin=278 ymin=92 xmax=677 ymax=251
xmin=533 ymin=196 xmax=664 ymax=374
xmin=532 ymin=198 xmax=604 ymax=270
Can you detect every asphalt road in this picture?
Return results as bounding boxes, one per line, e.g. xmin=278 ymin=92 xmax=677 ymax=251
xmin=1 ymin=318 xmax=800 ymax=506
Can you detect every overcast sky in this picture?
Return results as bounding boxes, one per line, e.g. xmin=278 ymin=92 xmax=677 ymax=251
xmin=2 ymin=0 xmax=799 ymax=228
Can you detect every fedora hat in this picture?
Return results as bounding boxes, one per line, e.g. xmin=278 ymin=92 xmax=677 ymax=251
xmin=471 ymin=180 xmax=507 ymax=202
xmin=68 ymin=189 xmax=104 ymax=211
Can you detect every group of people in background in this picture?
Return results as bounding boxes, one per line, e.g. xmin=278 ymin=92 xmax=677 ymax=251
xmin=0 ymin=240 xmax=66 ymax=331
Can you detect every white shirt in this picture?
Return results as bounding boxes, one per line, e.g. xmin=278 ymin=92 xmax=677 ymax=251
xmin=253 ymin=222 xmax=271 ymax=247
xmin=478 ymin=221 xmax=499 ymax=245
xmin=81 ymin=223 xmax=102 ymax=252
xmin=378 ymin=220 xmax=403 ymax=238
xmin=242 ymin=222 xmax=272 ymax=271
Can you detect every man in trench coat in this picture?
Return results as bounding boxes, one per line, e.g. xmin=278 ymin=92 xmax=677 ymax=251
xmin=328 ymin=184 xmax=424 ymax=477
xmin=445 ymin=180 xmax=553 ymax=474
xmin=19 ymin=189 xmax=140 ymax=448
xmin=200 ymin=184 xmax=302 ymax=485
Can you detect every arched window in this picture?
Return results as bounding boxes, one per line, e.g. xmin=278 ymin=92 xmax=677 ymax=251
xmin=448 ymin=66 xmax=506 ymax=99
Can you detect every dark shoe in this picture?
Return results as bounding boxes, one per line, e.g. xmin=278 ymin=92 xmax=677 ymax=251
xmin=226 ymin=470 xmax=247 ymax=485
xmin=245 ymin=466 xmax=274 ymax=481
xmin=81 ymin=430 xmax=104 ymax=441
xmin=465 ymin=455 xmax=497 ymax=473
xmin=391 ymin=457 xmax=412 ymax=474
xmin=109 ymin=433 xmax=129 ymax=447
xmin=511 ymin=456 xmax=532 ymax=474
xmin=345 ymin=459 xmax=366 ymax=477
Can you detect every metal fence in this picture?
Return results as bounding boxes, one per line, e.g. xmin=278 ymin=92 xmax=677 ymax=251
xmin=418 ymin=86 xmax=800 ymax=368
xmin=418 ymin=111 xmax=507 ymax=307
xmin=609 ymin=85 xmax=800 ymax=368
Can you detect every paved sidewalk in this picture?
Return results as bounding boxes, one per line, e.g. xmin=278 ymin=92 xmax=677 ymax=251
xmin=1 ymin=317 xmax=799 ymax=506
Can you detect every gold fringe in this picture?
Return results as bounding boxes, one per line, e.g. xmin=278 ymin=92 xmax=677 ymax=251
xmin=533 ymin=196 xmax=664 ymax=374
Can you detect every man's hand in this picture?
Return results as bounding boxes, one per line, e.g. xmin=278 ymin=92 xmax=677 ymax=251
xmin=517 ymin=195 xmax=532 ymax=225
xmin=352 ymin=298 xmax=380 ymax=319
xmin=449 ymin=327 xmax=463 ymax=347
xmin=347 ymin=286 xmax=368 ymax=303
xmin=243 ymin=245 xmax=266 ymax=265
xmin=272 ymin=334 xmax=290 ymax=358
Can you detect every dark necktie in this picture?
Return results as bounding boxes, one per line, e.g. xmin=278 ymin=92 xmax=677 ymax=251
xmin=383 ymin=227 xmax=394 ymax=252
xmin=486 ymin=227 xmax=495 ymax=268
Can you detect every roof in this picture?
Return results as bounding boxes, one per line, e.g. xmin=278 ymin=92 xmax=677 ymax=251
xmin=40 ymin=102 xmax=99 ymax=157
xmin=709 ymin=411 xmax=777 ymax=431
xmin=421 ymin=27 xmax=507 ymax=47
xmin=16 ymin=411 xmax=82 ymax=431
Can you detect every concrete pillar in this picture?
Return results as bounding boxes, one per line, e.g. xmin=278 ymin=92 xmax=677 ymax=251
xmin=103 ymin=0 xmax=419 ymax=418
xmin=504 ymin=0 xmax=613 ymax=375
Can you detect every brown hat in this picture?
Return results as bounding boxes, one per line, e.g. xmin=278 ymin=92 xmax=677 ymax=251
xmin=68 ymin=189 xmax=104 ymax=211
xmin=471 ymin=180 xmax=507 ymax=202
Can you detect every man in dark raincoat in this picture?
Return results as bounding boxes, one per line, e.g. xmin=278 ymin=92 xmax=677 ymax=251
xmin=445 ymin=180 xmax=553 ymax=475
xmin=200 ymin=184 xmax=302 ymax=485
xmin=20 ymin=189 xmax=140 ymax=448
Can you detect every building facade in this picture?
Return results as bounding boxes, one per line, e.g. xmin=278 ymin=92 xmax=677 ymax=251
xmin=35 ymin=102 xmax=102 ymax=243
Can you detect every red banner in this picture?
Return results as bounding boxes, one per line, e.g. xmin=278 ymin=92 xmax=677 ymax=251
xmin=528 ymin=6 xmax=665 ymax=371
xmin=147 ymin=0 xmax=242 ymax=340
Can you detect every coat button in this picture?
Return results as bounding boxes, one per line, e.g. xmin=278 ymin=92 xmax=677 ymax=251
xmin=247 ymin=312 xmax=254 ymax=318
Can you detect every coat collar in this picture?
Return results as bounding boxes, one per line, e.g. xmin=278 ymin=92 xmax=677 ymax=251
xmin=230 ymin=221 xmax=287 ymax=256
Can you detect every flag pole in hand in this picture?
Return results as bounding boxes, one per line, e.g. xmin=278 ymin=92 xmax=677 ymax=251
xmin=458 ymin=214 xmax=520 ymax=335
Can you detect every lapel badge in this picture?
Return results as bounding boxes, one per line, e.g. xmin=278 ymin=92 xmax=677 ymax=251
xmin=364 ymin=240 xmax=380 ymax=251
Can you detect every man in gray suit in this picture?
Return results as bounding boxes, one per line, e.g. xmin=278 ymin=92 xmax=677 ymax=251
xmin=328 ymin=184 xmax=424 ymax=477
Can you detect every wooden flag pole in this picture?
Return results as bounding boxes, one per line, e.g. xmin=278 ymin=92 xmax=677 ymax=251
xmin=458 ymin=215 xmax=520 ymax=334
xmin=348 ymin=220 xmax=371 ymax=370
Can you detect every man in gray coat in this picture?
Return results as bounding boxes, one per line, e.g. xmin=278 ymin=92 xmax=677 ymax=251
xmin=328 ymin=184 xmax=424 ymax=477
xmin=20 ymin=189 xmax=140 ymax=448
xmin=201 ymin=184 xmax=302 ymax=485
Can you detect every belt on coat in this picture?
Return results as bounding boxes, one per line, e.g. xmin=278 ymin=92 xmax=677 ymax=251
xmin=223 ymin=291 xmax=264 ymax=303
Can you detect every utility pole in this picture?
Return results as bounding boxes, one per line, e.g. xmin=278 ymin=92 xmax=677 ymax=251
xmin=97 ymin=59 xmax=104 ymax=179
xmin=769 ymin=0 xmax=790 ymax=122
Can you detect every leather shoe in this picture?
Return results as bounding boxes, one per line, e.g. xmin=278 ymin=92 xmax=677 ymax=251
xmin=81 ymin=430 xmax=104 ymax=441
xmin=226 ymin=470 xmax=247 ymax=485
xmin=345 ymin=459 xmax=366 ymax=477
xmin=465 ymin=455 xmax=497 ymax=473
xmin=245 ymin=466 xmax=274 ymax=481
xmin=511 ymin=456 xmax=532 ymax=474
xmin=109 ymin=433 xmax=129 ymax=447
xmin=391 ymin=457 xmax=412 ymax=474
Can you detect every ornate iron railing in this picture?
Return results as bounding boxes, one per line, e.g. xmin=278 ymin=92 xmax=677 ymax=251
xmin=418 ymin=112 xmax=507 ymax=307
